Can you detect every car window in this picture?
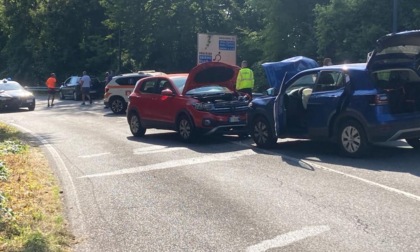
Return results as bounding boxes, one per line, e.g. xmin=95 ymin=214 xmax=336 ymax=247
xmin=285 ymin=73 xmax=317 ymax=94
xmin=70 ymin=77 xmax=80 ymax=85
xmin=116 ymin=76 xmax=144 ymax=85
xmin=313 ymin=71 xmax=346 ymax=92
xmin=157 ymin=79 xmax=174 ymax=93
xmin=170 ymin=76 xmax=187 ymax=93
xmin=140 ymin=79 xmax=157 ymax=94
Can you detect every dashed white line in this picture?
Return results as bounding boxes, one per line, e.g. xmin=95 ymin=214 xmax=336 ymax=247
xmin=246 ymin=225 xmax=330 ymax=252
xmin=80 ymin=149 xmax=255 ymax=178
xmin=133 ymin=146 xmax=187 ymax=155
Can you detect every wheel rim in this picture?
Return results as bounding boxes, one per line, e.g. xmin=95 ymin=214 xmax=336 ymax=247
xmin=130 ymin=115 xmax=140 ymax=133
xmin=341 ymin=125 xmax=361 ymax=153
xmin=111 ymin=100 xmax=123 ymax=113
xmin=254 ymin=120 xmax=269 ymax=144
xmin=179 ymin=119 xmax=191 ymax=139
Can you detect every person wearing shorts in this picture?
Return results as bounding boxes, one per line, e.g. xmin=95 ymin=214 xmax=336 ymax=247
xmin=79 ymin=71 xmax=92 ymax=105
xmin=45 ymin=73 xmax=57 ymax=107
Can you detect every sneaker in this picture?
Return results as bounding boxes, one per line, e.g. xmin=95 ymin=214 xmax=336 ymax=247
xmin=81 ymin=102 xmax=86 ymax=106
xmin=51 ymin=104 xmax=54 ymax=107
xmin=47 ymin=104 xmax=50 ymax=107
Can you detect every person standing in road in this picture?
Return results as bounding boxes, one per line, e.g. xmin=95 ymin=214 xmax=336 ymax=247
xmin=323 ymin=58 xmax=333 ymax=66
xmin=106 ymin=70 xmax=114 ymax=84
xmin=236 ymin=60 xmax=254 ymax=98
xmin=103 ymin=71 xmax=113 ymax=108
xmin=104 ymin=72 xmax=110 ymax=84
xmin=45 ymin=73 xmax=57 ymax=107
xmin=79 ymin=71 xmax=92 ymax=105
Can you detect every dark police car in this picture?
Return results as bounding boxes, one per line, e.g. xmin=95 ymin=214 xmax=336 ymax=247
xmin=0 ymin=79 xmax=36 ymax=111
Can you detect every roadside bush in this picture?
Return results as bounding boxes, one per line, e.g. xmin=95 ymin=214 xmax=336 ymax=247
xmin=0 ymin=122 xmax=73 ymax=251
xmin=1 ymin=140 xmax=27 ymax=154
xmin=0 ymin=161 xmax=8 ymax=180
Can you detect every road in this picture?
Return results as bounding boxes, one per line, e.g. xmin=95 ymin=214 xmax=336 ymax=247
xmin=0 ymin=95 xmax=419 ymax=252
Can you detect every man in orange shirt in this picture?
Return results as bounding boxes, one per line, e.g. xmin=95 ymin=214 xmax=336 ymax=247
xmin=46 ymin=73 xmax=57 ymax=107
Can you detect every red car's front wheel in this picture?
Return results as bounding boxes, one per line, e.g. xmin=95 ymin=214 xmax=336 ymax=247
xmin=177 ymin=115 xmax=196 ymax=142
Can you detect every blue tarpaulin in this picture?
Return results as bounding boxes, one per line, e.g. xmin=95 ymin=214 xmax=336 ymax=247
xmin=262 ymin=56 xmax=319 ymax=89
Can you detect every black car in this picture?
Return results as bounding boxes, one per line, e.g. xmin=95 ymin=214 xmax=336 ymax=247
xmin=59 ymin=76 xmax=105 ymax=100
xmin=0 ymin=79 xmax=36 ymax=111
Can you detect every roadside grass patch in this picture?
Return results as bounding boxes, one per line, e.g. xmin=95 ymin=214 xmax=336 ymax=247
xmin=0 ymin=122 xmax=74 ymax=251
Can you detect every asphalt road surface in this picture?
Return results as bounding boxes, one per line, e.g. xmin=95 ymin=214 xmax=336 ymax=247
xmin=0 ymin=95 xmax=419 ymax=252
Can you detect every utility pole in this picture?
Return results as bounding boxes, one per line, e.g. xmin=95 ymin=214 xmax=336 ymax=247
xmin=393 ymin=0 xmax=398 ymax=34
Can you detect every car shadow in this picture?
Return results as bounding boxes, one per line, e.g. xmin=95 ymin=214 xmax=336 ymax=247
xmin=103 ymin=112 xmax=126 ymax=117
xmin=265 ymin=139 xmax=420 ymax=177
xmin=0 ymin=108 xmax=33 ymax=113
xmin=126 ymin=132 xmax=257 ymax=155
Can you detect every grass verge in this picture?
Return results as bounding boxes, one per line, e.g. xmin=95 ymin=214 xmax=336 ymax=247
xmin=0 ymin=122 xmax=74 ymax=251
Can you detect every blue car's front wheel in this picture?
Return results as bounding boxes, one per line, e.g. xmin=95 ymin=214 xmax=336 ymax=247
xmin=251 ymin=116 xmax=277 ymax=148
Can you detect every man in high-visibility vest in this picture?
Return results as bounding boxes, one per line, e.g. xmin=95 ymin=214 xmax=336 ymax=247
xmin=236 ymin=60 xmax=254 ymax=98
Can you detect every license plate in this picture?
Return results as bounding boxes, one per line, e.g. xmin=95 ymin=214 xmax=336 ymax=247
xmin=26 ymin=99 xmax=33 ymax=103
xmin=229 ymin=116 xmax=240 ymax=123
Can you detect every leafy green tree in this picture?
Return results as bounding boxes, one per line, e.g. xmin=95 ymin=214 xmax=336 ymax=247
xmin=315 ymin=0 xmax=420 ymax=64
xmin=0 ymin=0 xmax=110 ymax=84
xmin=247 ymin=0 xmax=329 ymax=62
xmin=99 ymin=0 xmax=252 ymax=73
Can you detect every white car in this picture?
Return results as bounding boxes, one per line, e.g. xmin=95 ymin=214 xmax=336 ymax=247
xmin=104 ymin=71 xmax=165 ymax=114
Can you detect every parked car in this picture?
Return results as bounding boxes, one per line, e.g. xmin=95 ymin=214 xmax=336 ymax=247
xmin=0 ymin=79 xmax=36 ymax=111
xmin=127 ymin=62 xmax=250 ymax=141
xmin=248 ymin=30 xmax=420 ymax=157
xmin=104 ymin=71 xmax=165 ymax=114
xmin=59 ymin=76 xmax=104 ymax=100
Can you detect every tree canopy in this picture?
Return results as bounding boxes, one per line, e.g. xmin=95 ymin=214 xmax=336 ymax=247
xmin=0 ymin=0 xmax=419 ymax=89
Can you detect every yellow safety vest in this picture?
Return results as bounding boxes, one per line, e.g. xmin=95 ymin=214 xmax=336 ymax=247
xmin=236 ymin=68 xmax=254 ymax=90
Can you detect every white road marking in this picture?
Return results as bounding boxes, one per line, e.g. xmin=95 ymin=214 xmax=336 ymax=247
xmin=10 ymin=123 xmax=86 ymax=234
xmin=301 ymin=159 xmax=420 ymax=202
xmin=232 ymin=141 xmax=420 ymax=202
xmin=80 ymin=149 xmax=255 ymax=179
xmin=246 ymin=225 xmax=330 ymax=252
xmin=79 ymin=152 xmax=111 ymax=158
xmin=133 ymin=146 xmax=187 ymax=155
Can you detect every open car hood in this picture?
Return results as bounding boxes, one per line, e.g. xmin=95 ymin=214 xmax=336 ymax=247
xmin=262 ymin=56 xmax=319 ymax=89
xmin=183 ymin=62 xmax=240 ymax=95
xmin=367 ymin=30 xmax=420 ymax=71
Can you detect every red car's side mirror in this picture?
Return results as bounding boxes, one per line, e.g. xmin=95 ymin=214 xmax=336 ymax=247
xmin=161 ymin=89 xmax=174 ymax=96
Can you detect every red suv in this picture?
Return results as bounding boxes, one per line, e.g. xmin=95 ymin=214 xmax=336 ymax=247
xmin=127 ymin=62 xmax=250 ymax=141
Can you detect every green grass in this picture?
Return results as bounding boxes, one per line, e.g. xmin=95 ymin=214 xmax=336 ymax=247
xmin=0 ymin=122 xmax=74 ymax=251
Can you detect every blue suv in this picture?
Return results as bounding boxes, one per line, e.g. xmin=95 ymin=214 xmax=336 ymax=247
xmin=248 ymin=30 xmax=420 ymax=157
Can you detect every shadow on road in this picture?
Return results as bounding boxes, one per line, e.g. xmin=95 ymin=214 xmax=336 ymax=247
xmin=265 ymin=139 xmax=420 ymax=177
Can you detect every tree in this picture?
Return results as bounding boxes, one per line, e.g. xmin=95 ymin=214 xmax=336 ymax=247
xmin=0 ymin=0 xmax=110 ymax=84
xmin=315 ymin=0 xmax=420 ymax=64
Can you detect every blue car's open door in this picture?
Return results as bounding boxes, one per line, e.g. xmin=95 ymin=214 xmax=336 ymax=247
xmin=262 ymin=56 xmax=319 ymax=136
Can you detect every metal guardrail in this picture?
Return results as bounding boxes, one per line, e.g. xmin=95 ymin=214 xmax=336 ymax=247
xmin=24 ymin=86 xmax=60 ymax=92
